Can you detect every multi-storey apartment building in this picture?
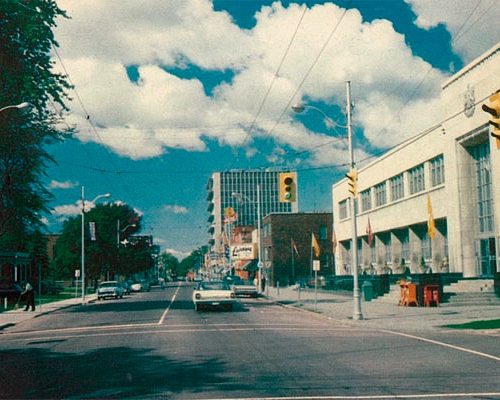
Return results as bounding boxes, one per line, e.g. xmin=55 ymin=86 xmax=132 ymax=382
xmin=333 ymin=43 xmax=499 ymax=278
xmin=207 ymin=170 xmax=298 ymax=270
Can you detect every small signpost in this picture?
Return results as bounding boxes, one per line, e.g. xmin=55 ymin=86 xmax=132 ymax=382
xmin=313 ymin=260 xmax=320 ymax=310
xmin=75 ymin=270 xmax=81 ymax=299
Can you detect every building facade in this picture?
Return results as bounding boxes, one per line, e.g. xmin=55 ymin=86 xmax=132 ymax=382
xmin=262 ymin=212 xmax=334 ymax=286
xmin=333 ymin=43 xmax=500 ymax=278
xmin=207 ymin=170 xmax=299 ymax=270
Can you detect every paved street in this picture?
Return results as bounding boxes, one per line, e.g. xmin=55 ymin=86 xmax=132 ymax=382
xmin=0 ymin=283 xmax=499 ymax=399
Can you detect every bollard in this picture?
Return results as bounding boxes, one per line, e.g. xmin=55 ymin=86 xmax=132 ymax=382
xmin=3 ymin=297 xmax=7 ymax=309
xmin=277 ymin=281 xmax=280 ymax=297
xmin=298 ymin=285 xmax=301 ymax=305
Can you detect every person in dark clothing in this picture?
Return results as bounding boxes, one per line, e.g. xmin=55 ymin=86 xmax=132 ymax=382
xmin=22 ymin=282 xmax=35 ymax=311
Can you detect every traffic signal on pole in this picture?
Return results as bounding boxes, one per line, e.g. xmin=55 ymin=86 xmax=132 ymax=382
xmin=279 ymin=172 xmax=297 ymax=202
xmin=482 ymin=90 xmax=500 ymax=149
xmin=346 ymin=168 xmax=358 ymax=197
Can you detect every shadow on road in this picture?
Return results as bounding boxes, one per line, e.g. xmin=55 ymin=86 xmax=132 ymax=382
xmin=0 ymin=346 xmax=251 ymax=399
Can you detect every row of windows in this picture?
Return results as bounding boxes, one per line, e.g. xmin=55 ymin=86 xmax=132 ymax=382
xmin=340 ymin=155 xmax=445 ymax=218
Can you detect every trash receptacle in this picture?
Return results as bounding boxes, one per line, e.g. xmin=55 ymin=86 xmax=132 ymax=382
xmin=362 ymin=281 xmax=374 ymax=301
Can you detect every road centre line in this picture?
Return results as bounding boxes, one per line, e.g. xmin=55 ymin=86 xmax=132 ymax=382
xmin=199 ymin=393 xmax=500 ymax=400
xmin=381 ymin=329 xmax=500 ymax=362
xmin=158 ymin=283 xmax=181 ymax=325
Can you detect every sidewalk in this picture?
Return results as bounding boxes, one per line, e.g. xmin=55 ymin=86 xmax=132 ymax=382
xmin=264 ymin=285 xmax=500 ymax=332
xmin=0 ymin=295 xmax=96 ymax=331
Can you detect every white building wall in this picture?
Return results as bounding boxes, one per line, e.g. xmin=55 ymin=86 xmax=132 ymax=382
xmin=333 ymin=42 xmax=500 ymax=278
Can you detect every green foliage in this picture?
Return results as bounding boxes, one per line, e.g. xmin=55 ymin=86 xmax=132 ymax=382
xmin=0 ymin=0 xmax=72 ymax=247
xmin=52 ymin=203 xmax=144 ymax=280
xmin=178 ymin=246 xmax=208 ymax=277
xmin=159 ymin=252 xmax=180 ymax=276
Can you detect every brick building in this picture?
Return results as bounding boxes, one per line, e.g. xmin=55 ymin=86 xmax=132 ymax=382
xmin=262 ymin=212 xmax=334 ymax=286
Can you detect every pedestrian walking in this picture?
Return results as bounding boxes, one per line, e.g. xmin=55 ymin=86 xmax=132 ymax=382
xmin=22 ymin=281 xmax=35 ymax=311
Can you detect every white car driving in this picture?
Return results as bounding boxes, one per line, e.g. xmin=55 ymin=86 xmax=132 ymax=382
xmin=192 ymin=281 xmax=236 ymax=311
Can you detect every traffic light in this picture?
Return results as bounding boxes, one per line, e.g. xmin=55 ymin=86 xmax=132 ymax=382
xmin=482 ymin=90 xmax=500 ymax=149
xmin=345 ymin=168 xmax=358 ymax=197
xmin=279 ymin=172 xmax=297 ymax=202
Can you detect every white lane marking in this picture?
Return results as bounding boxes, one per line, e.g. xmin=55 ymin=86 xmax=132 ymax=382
xmin=1 ymin=323 xmax=157 ymax=337
xmin=381 ymin=330 xmax=500 ymax=362
xmin=158 ymin=284 xmax=181 ymax=325
xmin=195 ymin=393 xmax=500 ymax=400
xmin=2 ymin=326 xmax=359 ymax=342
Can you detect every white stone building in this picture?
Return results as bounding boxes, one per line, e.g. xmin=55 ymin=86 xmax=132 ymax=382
xmin=333 ymin=43 xmax=500 ymax=278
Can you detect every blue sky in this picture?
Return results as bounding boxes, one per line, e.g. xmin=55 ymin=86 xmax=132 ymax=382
xmin=45 ymin=0 xmax=499 ymax=259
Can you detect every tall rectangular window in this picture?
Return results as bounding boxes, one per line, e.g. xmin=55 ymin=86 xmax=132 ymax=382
xmin=339 ymin=200 xmax=348 ymax=219
xmin=319 ymin=225 xmax=328 ymax=240
xmin=472 ymin=143 xmax=493 ymax=233
xmin=361 ymin=189 xmax=371 ymax=212
xmin=374 ymin=182 xmax=387 ymax=207
xmin=401 ymin=231 xmax=410 ymax=262
xmin=430 ymin=155 xmax=445 ymax=186
xmin=421 ymin=232 xmax=432 ymax=260
xmin=390 ymin=174 xmax=404 ymax=201
xmin=408 ymin=164 xmax=425 ymax=195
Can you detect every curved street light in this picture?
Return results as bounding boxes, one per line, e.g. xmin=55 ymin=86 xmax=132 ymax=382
xmin=291 ymin=103 xmax=348 ymax=131
xmin=81 ymin=187 xmax=111 ymax=304
xmin=0 ymin=102 xmax=31 ymax=114
xmin=291 ymin=82 xmax=363 ymax=320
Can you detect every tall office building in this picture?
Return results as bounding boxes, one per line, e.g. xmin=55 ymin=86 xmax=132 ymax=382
xmin=207 ymin=169 xmax=299 ymax=266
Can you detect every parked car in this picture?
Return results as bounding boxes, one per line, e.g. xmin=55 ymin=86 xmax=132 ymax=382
xmin=97 ymin=281 xmax=124 ymax=300
xmin=130 ymin=279 xmax=150 ymax=292
xmin=224 ymin=275 xmax=258 ymax=297
xmin=192 ymin=280 xmax=236 ymax=311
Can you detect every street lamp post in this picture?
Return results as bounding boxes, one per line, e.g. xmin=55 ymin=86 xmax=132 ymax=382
xmin=116 ymin=220 xmax=136 ymax=280
xmin=0 ymin=102 xmax=30 ymax=113
xmin=81 ymin=186 xmax=111 ymax=305
xmin=291 ymin=80 xmax=363 ymax=320
xmin=232 ymin=183 xmax=263 ymax=293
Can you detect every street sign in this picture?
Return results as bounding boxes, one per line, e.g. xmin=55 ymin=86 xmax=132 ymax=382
xmin=75 ymin=269 xmax=81 ymax=278
xmin=313 ymin=260 xmax=320 ymax=271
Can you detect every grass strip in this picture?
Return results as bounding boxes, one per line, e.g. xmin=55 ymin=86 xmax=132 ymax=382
xmin=442 ymin=319 xmax=500 ymax=330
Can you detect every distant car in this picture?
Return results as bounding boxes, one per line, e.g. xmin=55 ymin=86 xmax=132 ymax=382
xmin=97 ymin=281 xmax=124 ymax=300
xmin=224 ymin=275 xmax=258 ymax=297
xmin=130 ymin=279 xmax=150 ymax=292
xmin=192 ymin=280 xmax=236 ymax=311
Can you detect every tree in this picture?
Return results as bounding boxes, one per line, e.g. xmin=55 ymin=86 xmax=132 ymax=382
xmin=159 ymin=252 xmax=180 ymax=278
xmin=52 ymin=203 xmax=142 ymax=280
xmin=179 ymin=246 xmax=208 ymax=277
xmin=0 ymin=1 xmax=72 ymax=246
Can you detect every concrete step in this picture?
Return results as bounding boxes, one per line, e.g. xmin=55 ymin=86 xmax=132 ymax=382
xmin=444 ymin=279 xmax=494 ymax=293
xmin=441 ymin=292 xmax=500 ymax=306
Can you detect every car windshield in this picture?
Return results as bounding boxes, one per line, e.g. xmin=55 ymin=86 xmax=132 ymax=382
xmin=99 ymin=282 xmax=117 ymax=288
xmin=200 ymin=282 xmax=229 ymax=291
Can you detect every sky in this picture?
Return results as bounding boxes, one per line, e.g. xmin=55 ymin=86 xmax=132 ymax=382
xmin=44 ymin=0 xmax=500 ymax=259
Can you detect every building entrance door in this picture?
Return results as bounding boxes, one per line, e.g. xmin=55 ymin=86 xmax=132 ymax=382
xmin=478 ymin=238 xmax=497 ymax=277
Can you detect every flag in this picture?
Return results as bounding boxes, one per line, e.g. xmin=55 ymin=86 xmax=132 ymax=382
xmin=291 ymin=238 xmax=299 ymax=257
xmin=427 ymin=194 xmax=436 ymax=240
xmin=332 ymin=230 xmax=337 ymax=254
xmin=366 ymin=217 xmax=373 ymax=247
xmin=311 ymin=233 xmax=320 ymax=257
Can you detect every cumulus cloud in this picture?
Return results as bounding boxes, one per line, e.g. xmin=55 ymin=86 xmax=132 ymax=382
xmin=405 ymin=0 xmax=500 ymax=62
xmin=163 ymin=204 xmax=189 ymax=214
xmin=49 ymin=180 xmax=78 ymax=189
xmin=54 ymin=0 xmax=469 ymax=164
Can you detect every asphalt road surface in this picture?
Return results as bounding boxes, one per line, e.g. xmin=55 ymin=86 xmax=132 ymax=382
xmin=0 ymin=282 xmax=499 ymax=399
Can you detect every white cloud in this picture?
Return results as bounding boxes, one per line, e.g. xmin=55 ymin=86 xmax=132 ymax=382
xmin=164 ymin=248 xmax=191 ymax=261
xmin=405 ymin=0 xmax=500 ymax=62
xmin=53 ymin=0 xmax=473 ymax=164
xmin=163 ymin=204 xmax=189 ymax=214
xmin=49 ymin=180 xmax=78 ymax=189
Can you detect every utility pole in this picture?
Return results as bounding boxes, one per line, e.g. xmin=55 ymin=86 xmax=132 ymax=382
xmin=347 ymin=81 xmax=363 ymax=320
